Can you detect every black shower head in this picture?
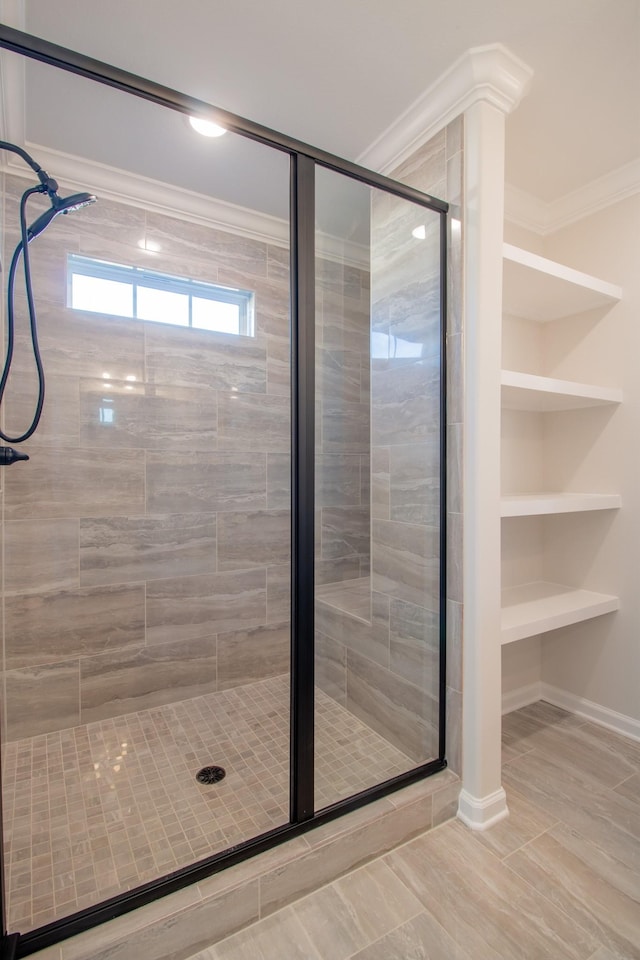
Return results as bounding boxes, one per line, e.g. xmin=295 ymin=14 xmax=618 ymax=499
xmin=26 ymin=191 xmax=97 ymax=241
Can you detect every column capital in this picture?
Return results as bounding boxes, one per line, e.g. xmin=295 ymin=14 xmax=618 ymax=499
xmin=358 ymin=43 xmax=533 ymax=175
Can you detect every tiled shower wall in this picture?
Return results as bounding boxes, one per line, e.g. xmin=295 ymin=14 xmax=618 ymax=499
xmin=315 ymin=257 xmax=371 ymax=585
xmin=0 ymin=172 xmax=369 ymax=740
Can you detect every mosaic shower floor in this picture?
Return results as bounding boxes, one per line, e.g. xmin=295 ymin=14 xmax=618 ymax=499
xmin=2 ymin=675 xmax=413 ymax=933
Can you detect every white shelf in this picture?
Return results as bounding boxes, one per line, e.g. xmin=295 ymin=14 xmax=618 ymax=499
xmin=501 ymin=493 xmax=621 ymax=517
xmin=501 ymin=370 xmax=623 ymax=411
xmin=501 ymin=580 xmax=619 ymax=644
xmin=503 ymin=243 xmax=622 ymax=322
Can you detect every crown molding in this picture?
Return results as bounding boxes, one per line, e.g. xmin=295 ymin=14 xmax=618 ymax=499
xmin=505 ymin=158 xmax=640 ymax=235
xmin=1 ymin=142 xmax=369 ymax=268
xmin=358 ymin=43 xmax=533 ymax=176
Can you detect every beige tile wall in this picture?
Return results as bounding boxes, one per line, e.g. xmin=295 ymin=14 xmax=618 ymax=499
xmin=0 ymin=173 xmax=368 ymax=740
xmin=315 ymin=257 xmax=371 ymax=584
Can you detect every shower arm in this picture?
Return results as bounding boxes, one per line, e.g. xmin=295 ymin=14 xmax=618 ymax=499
xmin=0 ymin=139 xmax=59 ymax=197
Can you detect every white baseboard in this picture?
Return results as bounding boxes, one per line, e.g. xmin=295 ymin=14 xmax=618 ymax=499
xmin=501 ymin=680 xmax=640 ymax=743
xmin=541 ymin=683 xmax=640 ymax=743
xmin=457 ymin=787 xmax=509 ymax=831
xmin=502 ymin=681 xmax=542 ymax=715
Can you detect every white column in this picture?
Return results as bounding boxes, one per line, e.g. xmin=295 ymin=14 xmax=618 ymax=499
xmin=457 ymin=98 xmax=509 ymax=829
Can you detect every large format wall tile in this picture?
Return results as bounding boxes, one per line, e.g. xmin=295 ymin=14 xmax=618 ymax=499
xmin=267 ymin=563 xmax=291 ymax=623
xmin=372 ymin=519 xmax=439 ymax=609
xmin=316 ymin=596 xmax=389 ymax=668
xmin=266 ymin=332 xmax=290 ymax=396
xmin=80 ymin=637 xmax=217 ymax=723
xmin=389 ymin=598 xmax=439 ymax=694
xmin=5 ymin=583 xmax=145 ymax=669
xmin=321 ymin=291 xmax=369 ymax=356
xmin=146 ymin=451 xmax=266 ymax=514
xmin=321 ymin=400 xmax=370 ymax=454
xmin=146 ymin=569 xmax=267 ymax=644
xmin=3 ymin=518 xmax=79 ymax=595
xmin=389 ymin=441 xmax=439 ymax=525
xmin=218 ymin=392 xmax=289 ymax=452
xmin=79 ymin=379 xmax=218 ymax=452
xmin=2 ymin=369 xmax=79 ymax=449
xmin=5 ymin=660 xmax=80 ymax=739
xmin=64 ymin=192 xmax=147 ymax=247
xmin=315 ymin=556 xmax=361 ymax=585
xmin=371 ymin=357 xmax=439 ymax=447
xmin=315 ymin=631 xmax=346 ymax=705
xmin=316 ymin=455 xmax=362 ymax=508
xmin=217 ymin=510 xmax=290 ymax=570
xmin=4 ymin=448 xmax=145 ymax=520
xmin=267 ymin=243 xmax=289 ymax=283
xmin=217 ymin=622 xmax=290 ymax=689
xmin=320 ymin=506 xmax=369 ymax=561
xmin=267 ymin=454 xmax=291 ymax=509
xmin=347 ymin=649 xmax=438 ymax=763
xmin=145 ymin=323 xmax=266 ymax=393
xmin=317 ymin=260 xmax=363 ymax=302
xmin=219 ymin=270 xmax=289 ymax=341
xmin=317 ymin=347 xmax=362 ymax=405
xmin=145 ymin=211 xmax=269 ymax=278
xmin=371 ymin=447 xmax=390 ymax=521
xmin=11 ymin=300 xmax=146 ymax=382
xmin=79 ymin=513 xmax=217 ymax=585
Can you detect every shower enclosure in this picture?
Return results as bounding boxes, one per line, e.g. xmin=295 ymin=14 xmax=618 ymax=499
xmin=0 ymin=26 xmax=447 ymax=958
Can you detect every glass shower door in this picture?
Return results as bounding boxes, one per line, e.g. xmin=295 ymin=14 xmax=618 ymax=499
xmin=314 ymin=167 xmax=443 ymax=808
xmin=0 ymin=49 xmax=292 ymax=933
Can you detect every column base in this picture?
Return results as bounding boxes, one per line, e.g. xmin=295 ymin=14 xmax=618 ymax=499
xmin=457 ymin=786 xmax=509 ymax=831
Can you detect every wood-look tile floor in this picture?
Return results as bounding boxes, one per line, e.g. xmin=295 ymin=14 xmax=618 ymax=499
xmin=2 ymin=676 xmax=414 ymax=934
xmin=188 ymin=701 xmax=640 ymax=960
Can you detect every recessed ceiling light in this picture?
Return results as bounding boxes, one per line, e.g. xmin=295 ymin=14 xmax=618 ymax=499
xmin=412 ymin=225 xmax=427 ymax=240
xmin=189 ymin=116 xmax=227 ymax=138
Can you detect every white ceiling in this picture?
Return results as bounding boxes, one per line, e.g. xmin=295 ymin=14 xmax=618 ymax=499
xmin=4 ymin=0 xmax=640 ymax=206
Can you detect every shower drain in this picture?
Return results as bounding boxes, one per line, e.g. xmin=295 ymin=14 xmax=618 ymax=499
xmin=196 ymin=765 xmax=226 ymax=785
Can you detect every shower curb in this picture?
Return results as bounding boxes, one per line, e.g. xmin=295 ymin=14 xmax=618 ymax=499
xmin=29 ymin=769 xmax=459 ymax=960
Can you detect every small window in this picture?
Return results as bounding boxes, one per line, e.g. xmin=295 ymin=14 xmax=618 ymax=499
xmin=67 ymin=254 xmax=255 ymax=336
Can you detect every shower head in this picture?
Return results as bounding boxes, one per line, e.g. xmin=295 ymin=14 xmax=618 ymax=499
xmin=26 ymin=191 xmax=97 ymax=241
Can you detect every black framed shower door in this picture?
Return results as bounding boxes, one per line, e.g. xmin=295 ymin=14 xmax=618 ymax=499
xmin=0 ymin=24 xmax=448 ymax=959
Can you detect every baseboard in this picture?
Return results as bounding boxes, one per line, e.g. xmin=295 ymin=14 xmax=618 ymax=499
xmin=541 ymin=683 xmax=640 ymax=743
xmin=502 ymin=681 xmax=542 ymax=715
xmin=457 ymin=787 xmax=509 ymax=831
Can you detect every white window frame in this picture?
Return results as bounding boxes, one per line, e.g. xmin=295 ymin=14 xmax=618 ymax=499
xmin=67 ymin=254 xmax=255 ymax=336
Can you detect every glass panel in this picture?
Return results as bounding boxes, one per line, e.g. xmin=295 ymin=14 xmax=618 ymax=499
xmin=314 ymin=167 xmax=442 ymax=809
xmin=192 ymin=296 xmax=240 ymax=334
xmin=71 ymin=273 xmax=134 ymax=316
xmin=137 ymin=284 xmax=189 ymax=325
xmin=0 ymin=48 xmax=291 ymax=933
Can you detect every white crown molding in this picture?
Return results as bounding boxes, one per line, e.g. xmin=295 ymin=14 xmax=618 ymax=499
xmin=1 ymin=143 xmax=369 ymax=267
xmin=503 ymin=183 xmax=550 ymax=234
xmin=505 ymin=158 xmax=640 ymax=235
xmin=358 ymin=43 xmax=533 ymax=176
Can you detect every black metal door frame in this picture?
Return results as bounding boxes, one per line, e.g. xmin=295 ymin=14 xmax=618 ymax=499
xmin=0 ymin=24 xmax=449 ymax=958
